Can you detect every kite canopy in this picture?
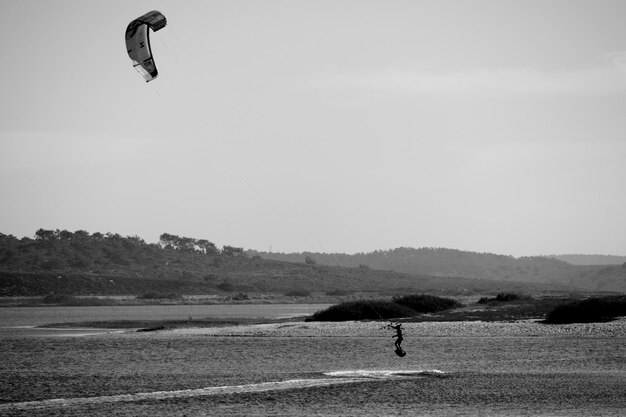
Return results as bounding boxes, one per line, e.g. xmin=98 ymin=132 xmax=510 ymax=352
xmin=125 ymin=10 xmax=167 ymax=82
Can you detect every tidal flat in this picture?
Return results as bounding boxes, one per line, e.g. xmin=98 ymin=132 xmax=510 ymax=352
xmin=1 ymin=316 xmax=625 ymax=416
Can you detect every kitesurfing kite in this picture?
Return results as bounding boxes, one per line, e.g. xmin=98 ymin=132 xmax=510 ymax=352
xmin=125 ymin=10 xmax=167 ymax=82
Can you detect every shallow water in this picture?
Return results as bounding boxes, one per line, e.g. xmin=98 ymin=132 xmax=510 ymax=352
xmin=0 ymin=304 xmax=331 ymax=337
xmin=0 ymin=304 xmax=332 ymax=326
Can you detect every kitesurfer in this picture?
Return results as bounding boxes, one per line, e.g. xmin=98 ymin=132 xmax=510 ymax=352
xmin=388 ymin=322 xmax=403 ymax=350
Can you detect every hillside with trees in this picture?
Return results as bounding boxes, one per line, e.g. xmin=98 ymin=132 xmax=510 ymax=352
xmin=249 ymin=248 xmax=626 ymax=292
xmin=0 ymin=230 xmax=566 ymax=297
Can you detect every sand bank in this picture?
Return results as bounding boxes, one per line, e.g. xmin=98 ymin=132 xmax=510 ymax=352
xmin=123 ymin=317 xmax=626 ymax=339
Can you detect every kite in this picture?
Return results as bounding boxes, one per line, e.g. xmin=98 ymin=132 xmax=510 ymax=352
xmin=125 ymin=10 xmax=167 ymax=82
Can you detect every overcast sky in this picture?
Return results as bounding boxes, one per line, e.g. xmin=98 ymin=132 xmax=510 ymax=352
xmin=1 ymin=1 xmax=625 ymax=257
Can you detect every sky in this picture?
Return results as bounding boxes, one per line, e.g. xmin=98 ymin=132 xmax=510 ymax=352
xmin=1 ymin=0 xmax=625 ymax=257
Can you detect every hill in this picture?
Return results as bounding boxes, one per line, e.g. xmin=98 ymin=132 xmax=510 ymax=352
xmin=249 ymin=248 xmax=626 ymax=292
xmin=0 ymin=230 xmax=564 ymax=297
xmin=549 ymin=254 xmax=626 ymax=266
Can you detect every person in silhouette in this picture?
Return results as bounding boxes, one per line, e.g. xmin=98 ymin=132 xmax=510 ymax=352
xmin=388 ymin=322 xmax=403 ymax=350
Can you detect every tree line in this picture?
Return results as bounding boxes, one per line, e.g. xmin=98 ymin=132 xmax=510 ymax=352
xmin=0 ymin=229 xmax=246 ymax=276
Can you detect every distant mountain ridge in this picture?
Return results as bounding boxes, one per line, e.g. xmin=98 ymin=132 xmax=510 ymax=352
xmin=548 ymin=254 xmax=626 ymax=266
xmin=249 ymin=247 xmax=626 ymax=293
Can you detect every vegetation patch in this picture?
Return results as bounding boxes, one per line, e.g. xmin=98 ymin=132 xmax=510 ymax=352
xmin=544 ymin=295 xmax=626 ymax=324
xmin=307 ymin=294 xmax=466 ymax=322
xmin=325 ymin=289 xmax=352 ymax=296
xmin=306 ymin=299 xmax=417 ymax=322
xmin=229 ymin=292 xmax=250 ymax=301
xmin=217 ymin=282 xmax=235 ymax=292
xmin=477 ymin=293 xmax=528 ymax=304
xmin=392 ymin=294 xmax=462 ymax=313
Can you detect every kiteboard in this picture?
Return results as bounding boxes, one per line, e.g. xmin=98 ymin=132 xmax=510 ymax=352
xmin=395 ymin=347 xmax=406 ymax=357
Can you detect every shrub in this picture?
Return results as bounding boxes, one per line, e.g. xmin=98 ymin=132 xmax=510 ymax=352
xmin=231 ymin=292 xmax=250 ymax=301
xmin=325 ymin=289 xmax=351 ymax=296
xmin=478 ymin=293 xmax=524 ymax=304
xmin=496 ymin=293 xmax=522 ymax=302
xmin=545 ymin=296 xmax=626 ymax=324
xmin=306 ymin=300 xmax=416 ymax=322
xmin=392 ymin=294 xmax=462 ymax=313
xmin=217 ymin=282 xmax=234 ymax=292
